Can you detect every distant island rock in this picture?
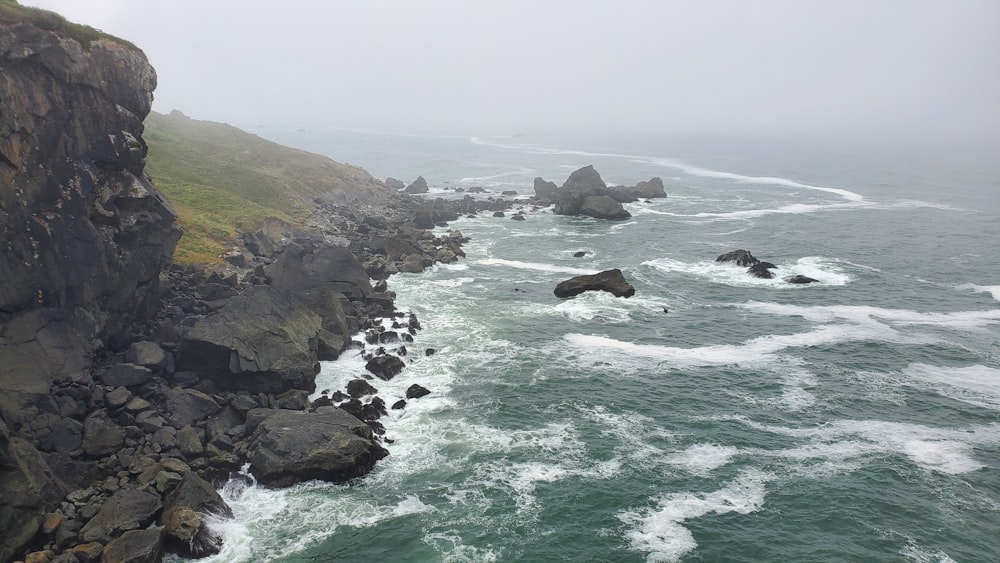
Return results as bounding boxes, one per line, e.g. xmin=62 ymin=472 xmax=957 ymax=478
xmin=532 ymin=166 xmax=667 ymax=220
xmin=554 ymin=269 xmax=636 ymax=298
xmin=404 ymin=176 xmax=429 ymax=194
xmin=384 ymin=177 xmax=405 ymax=190
xmin=716 ymin=250 xmax=822 ymax=284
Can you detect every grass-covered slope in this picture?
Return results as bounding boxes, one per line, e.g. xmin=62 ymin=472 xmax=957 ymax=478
xmin=144 ymin=111 xmax=394 ymax=264
xmin=0 ymin=0 xmax=140 ymax=51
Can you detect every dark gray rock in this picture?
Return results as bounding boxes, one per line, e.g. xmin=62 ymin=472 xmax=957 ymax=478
xmin=533 ymin=177 xmax=559 ymax=204
xmin=384 ymin=177 xmax=405 ymax=190
xmin=391 ymin=400 xmax=407 ymax=410
xmin=347 ymin=379 xmax=378 ymax=398
xmin=554 ymin=269 xmax=636 ymax=298
xmin=164 ymin=388 xmax=221 ymax=428
xmin=99 ymin=526 xmax=164 ymax=563
xmin=204 ymin=405 xmax=243 ymax=441
xmin=247 ymin=408 xmax=388 ymax=487
xmin=162 ymin=471 xmax=233 ymax=558
xmin=125 ymin=341 xmax=168 ymax=372
xmin=786 ymin=275 xmax=820 ymax=284
xmin=404 ymin=176 xmax=429 ymax=194
xmin=365 ymin=355 xmax=406 ymax=381
xmin=82 ymin=412 xmax=124 ymax=457
xmin=100 ymin=364 xmax=151 ymax=389
xmin=275 ymin=389 xmax=311 ymax=411
xmin=630 ymin=177 xmax=667 ymax=198
xmin=177 ymin=285 xmax=323 ymax=394
xmin=573 ymin=251 xmax=587 ymax=258
xmin=552 ymin=166 xmax=632 ymax=220
xmin=176 ymin=426 xmax=204 ymax=459
xmin=406 ymin=384 xmax=431 ymax=399
xmin=0 ymin=437 xmax=68 ymax=562
xmin=715 ymin=249 xmax=759 ymax=267
xmin=79 ymin=488 xmax=161 ymax=543
xmin=747 ymin=262 xmax=777 ymax=279
xmin=104 ymin=387 xmax=133 ymax=411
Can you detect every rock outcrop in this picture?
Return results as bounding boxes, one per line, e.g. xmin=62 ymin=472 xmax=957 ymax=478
xmin=534 ymin=166 xmax=632 ymax=220
xmin=716 ymin=249 xmax=760 ymax=267
xmin=533 ymin=177 xmax=559 ymax=204
xmin=246 ymin=408 xmax=388 ymax=487
xmin=404 ymin=176 xmax=429 ymax=194
xmin=554 ymin=269 xmax=636 ymax=298
xmin=629 ymin=177 xmax=667 ymax=199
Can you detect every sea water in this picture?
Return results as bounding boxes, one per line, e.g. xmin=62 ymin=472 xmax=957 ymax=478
xmin=181 ymin=129 xmax=1000 ymax=562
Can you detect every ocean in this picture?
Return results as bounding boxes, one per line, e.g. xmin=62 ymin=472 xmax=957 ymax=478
xmin=179 ymin=128 xmax=1000 ymax=562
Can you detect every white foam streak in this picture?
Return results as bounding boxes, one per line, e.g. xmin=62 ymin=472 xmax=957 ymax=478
xmin=905 ymin=363 xmax=1000 ymax=410
xmin=478 ymin=258 xmax=595 ymax=275
xmin=957 ymin=283 xmax=1000 ymax=302
xmin=743 ymin=301 xmax=1000 ymax=331
xmin=643 ymin=256 xmax=852 ymax=287
xmin=619 ymin=470 xmax=771 ymax=562
xmin=665 ymin=444 xmax=739 ymax=475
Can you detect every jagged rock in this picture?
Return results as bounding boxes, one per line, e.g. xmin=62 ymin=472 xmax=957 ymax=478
xmin=347 ymin=379 xmax=378 ymax=398
xmin=162 ymin=471 xmax=232 ymax=558
xmin=275 ymin=389 xmax=310 ymax=411
xmin=0 ymin=437 xmax=67 ymax=562
xmin=406 ymin=384 xmax=431 ymax=399
xmin=552 ymin=166 xmax=631 ymax=220
xmin=247 ymin=408 xmax=389 ymax=487
xmin=125 ymin=341 xmax=168 ymax=372
xmin=99 ymin=526 xmax=164 ymax=563
xmin=391 ymin=400 xmax=406 ymax=410
xmin=532 ymin=177 xmax=559 ymax=204
xmin=554 ymin=269 xmax=636 ymax=298
xmin=786 ymin=275 xmax=820 ymax=284
xmin=79 ymin=488 xmax=161 ymax=543
xmin=605 ymin=186 xmax=639 ymax=203
xmin=82 ymin=412 xmax=124 ymax=457
xmin=177 ymin=285 xmax=323 ymax=394
xmin=100 ymin=364 xmax=151 ymax=389
xmin=715 ymin=249 xmax=759 ymax=267
xmin=630 ymin=177 xmax=667 ymax=198
xmin=365 ymin=355 xmax=406 ymax=381
xmin=164 ymin=388 xmax=221 ymax=428
xmin=747 ymin=262 xmax=777 ymax=279
xmin=203 ymin=406 xmax=243 ymax=441
xmin=404 ymin=176 xmax=429 ymax=194
xmin=384 ymin=177 xmax=405 ymax=190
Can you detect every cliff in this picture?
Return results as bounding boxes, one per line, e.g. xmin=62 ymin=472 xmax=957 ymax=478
xmin=0 ymin=3 xmax=180 ymax=415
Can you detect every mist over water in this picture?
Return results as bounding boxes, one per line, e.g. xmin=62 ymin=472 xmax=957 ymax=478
xmin=173 ymin=130 xmax=1000 ymax=562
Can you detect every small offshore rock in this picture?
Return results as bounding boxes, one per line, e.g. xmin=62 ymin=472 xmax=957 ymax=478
xmin=406 ymin=384 xmax=431 ymax=399
xmin=786 ymin=275 xmax=820 ymax=284
xmin=554 ymin=269 xmax=635 ymax=299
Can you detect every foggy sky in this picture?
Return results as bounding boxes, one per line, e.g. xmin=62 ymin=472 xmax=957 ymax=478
xmin=19 ymin=1 xmax=1000 ymax=147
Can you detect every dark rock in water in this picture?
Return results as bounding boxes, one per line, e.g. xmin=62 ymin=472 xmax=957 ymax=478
xmin=492 ymin=211 xmax=506 ymax=218
xmin=786 ymin=275 xmax=820 ymax=284
xmin=406 ymin=384 xmax=431 ymax=399
xmin=79 ymin=488 xmax=161 ymax=543
xmin=554 ymin=269 xmax=635 ymax=299
xmin=467 ymin=186 xmax=486 ymax=194
xmin=533 ymin=177 xmax=559 ymax=204
xmin=384 ymin=177 xmax=405 ymax=190
xmin=631 ymin=177 xmax=667 ymax=199
xmin=162 ymin=471 xmax=233 ymax=558
xmin=501 ymin=190 xmax=518 ymax=196
xmin=511 ymin=214 xmax=526 ymax=221
xmin=747 ymin=263 xmax=777 ymax=279
xmin=716 ymin=249 xmax=759 ymax=267
xmin=247 ymin=408 xmax=388 ymax=487
xmin=573 ymin=251 xmax=587 ymax=258
xmin=404 ymin=176 xmax=429 ymax=194
xmin=347 ymin=379 xmax=379 ymax=398
xmin=177 ymin=286 xmax=323 ymax=394
xmin=365 ymin=355 xmax=406 ymax=381
xmin=552 ymin=165 xmax=632 ymax=221
xmin=99 ymin=526 xmax=164 ymax=563
xmin=605 ymin=186 xmax=639 ymax=203
xmin=391 ymin=400 xmax=407 ymax=410
xmin=425 ymin=348 xmax=437 ymax=356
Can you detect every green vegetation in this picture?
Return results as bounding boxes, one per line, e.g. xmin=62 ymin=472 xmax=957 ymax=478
xmin=144 ymin=111 xmax=383 ymax=265
xmin=0 ymin=0 xmax=140 ymax=52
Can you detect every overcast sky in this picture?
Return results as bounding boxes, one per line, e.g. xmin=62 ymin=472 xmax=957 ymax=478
xmin=20 ymin=0 xmax=1000 ymax=147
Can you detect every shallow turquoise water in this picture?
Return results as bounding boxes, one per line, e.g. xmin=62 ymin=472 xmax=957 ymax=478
xmin=186 ymin=130 xmax=1000 ymax=562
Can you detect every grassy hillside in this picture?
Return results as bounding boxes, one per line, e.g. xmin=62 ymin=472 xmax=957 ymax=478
xmin=143 ymin=111 xmax=393 ymax=264
xmin=0 ymin=0 xmax=140 ymax=51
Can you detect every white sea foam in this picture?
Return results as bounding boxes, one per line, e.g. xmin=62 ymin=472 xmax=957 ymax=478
xmin=619 ymin=470 xmax=771 ymax=562
xmin=458 ymin=167 xmax=532 ymax=184
xmin=665 ymin=443 xmax=739 ymax=475
xmin=957 ymin=283 xmax=1000 ymax=303
xmin=905 ymin=363 xmax=1000 ymax=410
xmin=721 ymin=416 xmax=1000 ymax=475
xmin=478 ymin=258 xmax=595 ymax=275
xmin=642 ymin=256 xmax=851 ymax=287
xmin=742 ymin=301 xmax=1000 ymax=331
xmin=900 ymin=541 xmax=958 ymax=563
xmin=650 ymin=201 xmax=867 ymax=221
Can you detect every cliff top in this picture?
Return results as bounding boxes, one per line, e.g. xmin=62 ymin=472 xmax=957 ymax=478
xmin=0 ymin=0 xmax=142 ymax=53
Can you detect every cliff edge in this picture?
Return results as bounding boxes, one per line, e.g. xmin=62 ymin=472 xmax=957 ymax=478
xmin=0 ymin=4 xmax=180 ymax=418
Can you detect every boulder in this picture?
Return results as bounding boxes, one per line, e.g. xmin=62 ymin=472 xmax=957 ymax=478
xmin=406 ymin=384 xmax=431 ymax=399
xmin=554 ymin=269 xmax=636 ymax=299
xmin=164 ymin=388 xmax=221 ymax=428
xmin=573 ymin=251 xmax=587 ymax=258
xmin=247 ymin=408 xmax=389 ymax=487
xmin=715 ymin=249 xmax=759 ymax=267
xmin=578 ymin=195 xmax=632 ymax=220
xmin=177 ymin=286 xmax=323 ymax=394
xmin=162 ymin=471 xmax=233 ymax=558
xmin=79 ymin=488 xmax=161 ymax=544
xmin=384 ymin=177 xmax=405 ymax=190
xmin=124 ymin=341 xmax=168 ymax=372
xmin=99 ymin=363 xmax=152 ymax=389
xmin=0 ymin=437 xmax=67 ymax=562
xmin=747 ymin=262 xmax=777 ymax=279
xmin=786 ymin=275 xmax=820 ymax=284
xmin=365 ymin=355 xmax=406 ymax=381
xmin=404 ymin=176 xmax=429 ymax=194
xmin=99 ymin=526 xmax=164 ymax=563
xmin=346 ymin=379 xmax=379 ymax=398
xmin=631 ymin=177 xmax=667 ymax=198
xmin=82 ymin=411 xmax=125 ymax=457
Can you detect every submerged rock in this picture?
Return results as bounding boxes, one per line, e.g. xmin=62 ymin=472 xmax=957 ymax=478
xmin=716 ymin=249 xmax=759 ymax=267
xmin=162 ymin=471 xmax=233 ymax=558
xmin=747 ymin=262 xmax=777 ymax=279
xmin=786 ymin=275 xmax=820 ymax=284
xmin=365 ymin=355 xmax=406 ymax=381
xmin=554 ymin=269 xmax=636 ymax=298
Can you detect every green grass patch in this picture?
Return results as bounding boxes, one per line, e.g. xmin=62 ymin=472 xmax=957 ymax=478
xmin=0 ymin=0 xmax=141 ymax=52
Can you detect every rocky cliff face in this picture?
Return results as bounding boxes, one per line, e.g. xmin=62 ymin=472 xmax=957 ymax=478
xmin=0 ymin=12 xmax=180 ymax=418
